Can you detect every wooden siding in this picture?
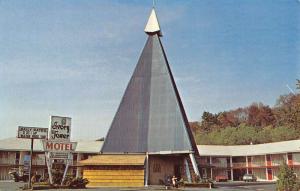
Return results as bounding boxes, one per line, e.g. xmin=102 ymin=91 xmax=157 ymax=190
xmin=148 ymin=155 xmax=185 ymax=185
xmin=83 ymin=169 xmax=144 ymax=187
xmin=80 ymin=154 xmax=145 ymax=166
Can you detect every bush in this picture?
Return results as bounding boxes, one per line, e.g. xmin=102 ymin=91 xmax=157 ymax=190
xmin=51 ymin=168 xmax=64 ymax=185
xmin=276 ymin=162 xmax=297 ymax=191
xmin=65 ymin=177 xmax=89 ymax=189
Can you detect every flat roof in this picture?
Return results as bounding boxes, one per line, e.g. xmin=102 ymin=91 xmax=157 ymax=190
xmin=0 ymin=138 xmax=102 ymax=153
xmin=1 ymin=137 xmax=300 ymax=156
xmin=198 ymin=140 xmax=300 ymax=157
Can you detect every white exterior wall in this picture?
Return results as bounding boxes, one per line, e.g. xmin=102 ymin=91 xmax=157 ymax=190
xmin=272 ymin=168 xmax=280 ymax=181
xmin=0 ymin=167 xmax=11 ymax=180
xmin=252 ymin=155 xmax=265 ymax=167
xmin=253 ymin=168 xmax=266 ymax=181
xmin=293 ymin=167 xmax=300 ymax=177
xmin=0 ymin=151 xmax=17 ymax=180
xmin=32 ymin=153 xmax=46 ymax=165
xmin=293 ymin=153 xmax=300 ymax=165
xmin=0 ymin=151 xmax=16 ymax=165
xmin=271 ymin=154 xmax=286 ymax=166
xmin=212 ymin=157 xmax=228 ymax=168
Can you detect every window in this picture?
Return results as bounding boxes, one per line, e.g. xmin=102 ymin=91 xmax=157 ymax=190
xmin=266 ymin=155 xmax=271 ymax=161
xmin=207 ymin=157 xmax=210 ymax=164
xmin=247 ymin=156 xmax=252 ymax=163
xmin=16 ymin=152 xmax=20 ymax=165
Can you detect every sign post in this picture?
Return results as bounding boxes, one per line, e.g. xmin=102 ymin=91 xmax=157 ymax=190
xmin=45 ymin=116 xmax=76 ymax=186
xmin=29 ymin=138 xmax=33 ymax=188
xmin=23 ymin=155 xmax=31 ymax=176
xmin=45 ymin=152 xmax=53 ymax=184
xmin=17 ymin=126 xmax=48 ymax=189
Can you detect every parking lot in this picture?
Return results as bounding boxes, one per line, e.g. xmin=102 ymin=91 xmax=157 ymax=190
xmin=0 ymin=181 xmax=276 ymax=191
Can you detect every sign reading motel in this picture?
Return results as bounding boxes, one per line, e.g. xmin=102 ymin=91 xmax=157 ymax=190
xmin=42 ymin=140 xmax=77 ymax=153
xmin=50 ymin=116 xmax=71 ymax=141
xmin=17 ymin=126 xmax=48 ymax=139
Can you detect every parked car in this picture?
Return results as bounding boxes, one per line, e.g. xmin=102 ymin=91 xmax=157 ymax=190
xmin=243 ymin=174 xmax=257 ymax=182
xmin=8 ymin=169 xmax=28 ymax=182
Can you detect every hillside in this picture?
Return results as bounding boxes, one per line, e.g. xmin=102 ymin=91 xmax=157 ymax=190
xmin=190 ymin=80 xmax=300 ymax=145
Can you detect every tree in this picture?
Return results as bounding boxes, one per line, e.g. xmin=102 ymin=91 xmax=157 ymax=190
xmin=217 ymin=111 xmax=239 ymax=128
xmin=200 ymin=111 xmax=219 ymax=132
xmin=189 ymin=122 xmax=201 ymax=134
xmin=270 ymin=126 xmax=299 ymax=142
xmin=274 ymin=94 xmax=300 ymax=129
xmin=195 ymin=92 xmax=300 ymax=145
xmin=276 ymin=162 xmax=297 ymax=191
xmin=297 ymin=79 xmax=300 ymax=90
xmin=247 ymin=103 xmax=275 ymax=127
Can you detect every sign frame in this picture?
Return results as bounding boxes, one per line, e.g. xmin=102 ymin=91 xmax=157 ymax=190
xmin=17 ymin=126 xmax=48 ymax=139
xmin=49 ymin=116 xmax=71 ymax=141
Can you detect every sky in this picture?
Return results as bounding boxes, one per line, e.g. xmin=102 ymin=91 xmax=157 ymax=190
xmin=0 ymin=0 xmax=299 ymax=140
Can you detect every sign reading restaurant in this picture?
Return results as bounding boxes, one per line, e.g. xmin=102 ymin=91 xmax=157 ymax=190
xmin=18 ymin=126 xmax=48 ymax=139
xmin=50 ymin=116 xmax=71 ymax=141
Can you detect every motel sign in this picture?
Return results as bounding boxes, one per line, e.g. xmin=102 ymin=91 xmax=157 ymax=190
xmin=43 ymin=140 xmax=77 ymax=153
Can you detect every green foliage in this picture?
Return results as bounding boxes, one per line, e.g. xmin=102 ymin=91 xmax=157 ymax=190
xmin=51 ymin=168 xmax=63 ymax=185
xmin=64 ymin=177 xmax=89 ymax=189
xmin=195 ymin=125 xmax=299 ymax=145
xmin=274 ymin=94 xmax=300 ymax=129
xmin=193 ymin=92 xmax=300 ymax=145
xmin=276 ymin=162 xmax=297 ymax=191
xmin=62 ymin=175 xmax=89 ymax=188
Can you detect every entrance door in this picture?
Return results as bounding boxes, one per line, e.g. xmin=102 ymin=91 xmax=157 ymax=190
xmin=266 ymin=155 xmax=271 ymax=166
xmin=227 ymin=170 xmax=232 ymax=180
xmin=267 ymin=168 xmax=272 ymax=180
xmin=174 ymin=165 xmax=181 ymax=180
xmin=202 ymin=168 xmax=207 ymax=178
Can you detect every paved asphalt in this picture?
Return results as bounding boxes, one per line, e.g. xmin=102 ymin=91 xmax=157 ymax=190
xmin=0 ymin=181 xmax=276 ymax=191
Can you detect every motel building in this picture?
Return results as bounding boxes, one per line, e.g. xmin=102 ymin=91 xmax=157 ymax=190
xmin=1 ymin=138 xmax=300 ymax=184
xmin=0 ymin=137 xmax=102 ymax=180
xmin=197 ymin=140 xmax=300 ymax=182
xmin=2 ymin=8 xmax=299 ymax=188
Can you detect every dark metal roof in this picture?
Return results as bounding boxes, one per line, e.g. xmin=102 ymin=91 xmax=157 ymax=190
xmin=101 ymin=34 xmax=198 ymax=154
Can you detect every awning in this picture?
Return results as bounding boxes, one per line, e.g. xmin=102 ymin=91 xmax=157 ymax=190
xmin=79 ymin=154 xmax=146 ymax=166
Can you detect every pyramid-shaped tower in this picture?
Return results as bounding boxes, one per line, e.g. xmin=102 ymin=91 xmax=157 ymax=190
xmin=101 ymin=9 xmax=198 ymax=155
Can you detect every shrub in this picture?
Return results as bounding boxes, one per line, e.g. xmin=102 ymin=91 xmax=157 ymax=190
xmin=65 ymin=177 xmax=89 ymax=189
xmin=276 ymin=162 xmax=297 ymax=191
